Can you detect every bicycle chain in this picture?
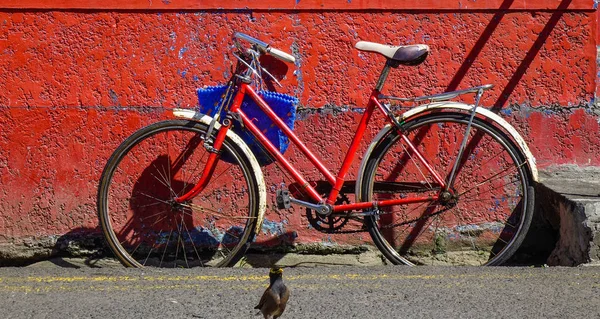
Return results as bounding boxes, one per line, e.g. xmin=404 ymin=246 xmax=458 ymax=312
xmin=377 ymin=205 xmax=451 ymax=229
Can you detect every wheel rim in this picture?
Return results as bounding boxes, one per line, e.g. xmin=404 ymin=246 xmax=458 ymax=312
xmin=365 ymin=114 xmax=530 ymax=266
xmin=100 ymin=123 xmax=257 ymax=267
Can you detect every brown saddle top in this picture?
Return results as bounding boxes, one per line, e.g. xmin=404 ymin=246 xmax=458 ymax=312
xmin=355 ymin=41 xmax=430 ymax=66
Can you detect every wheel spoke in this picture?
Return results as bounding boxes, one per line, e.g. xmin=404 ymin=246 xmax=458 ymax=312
xmin=450 ymin=207 xmax=481 ymax=263
xmin=160 ymin=229 xmax=174 ymax=268
xmin=140 ymin=210 xmax=170 ymax=222
xmin=137 ymin=192 xmax=171 ymax=205
xmin=150 ymin=164 xmax=177 ymax=198
xmin=182 ymin=214 xmax=204 ymax=267
xmin=398 ymin=140 xmax=435 ymax=191
xmin=182 ymin=202 xmax=255 ymax=219
xmin=142 ymin=241 xmax=157 ymax=266
xmin=174 ymin=217 xmax=183 ymax=268
xmin=457 ymin=162 xmax=526 ymax=197
xmin=149 ymin=214 xmax=170 ymax=227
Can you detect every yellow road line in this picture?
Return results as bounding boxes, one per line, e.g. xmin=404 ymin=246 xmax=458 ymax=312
xmin=0 ymin=271 xmax=596 ymax=285
xmin=0 ymin=272 xmax=597 ymax=293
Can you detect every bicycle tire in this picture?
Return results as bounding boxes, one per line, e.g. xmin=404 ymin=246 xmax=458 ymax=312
xmin=97 ymin=119 xmax=262 ymax=267
xmin=359 ymin=112 xmax=534 ymax=266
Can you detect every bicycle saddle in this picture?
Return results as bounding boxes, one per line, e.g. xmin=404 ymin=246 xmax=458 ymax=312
xmin=355 ymin=41 xmax=429 ymax=66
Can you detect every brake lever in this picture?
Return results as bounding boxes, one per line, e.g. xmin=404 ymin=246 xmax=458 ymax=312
xmin=259 ymin=65 xmax=283 ymax=88
xmin=232 ymin=53 xmax=259 ymax=76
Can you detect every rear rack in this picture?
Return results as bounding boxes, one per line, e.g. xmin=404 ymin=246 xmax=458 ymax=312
xmin=378 ymin=84 xmax=493 ymax=103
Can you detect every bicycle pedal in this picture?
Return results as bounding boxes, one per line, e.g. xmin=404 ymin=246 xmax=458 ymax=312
xmin=276 ymin=190 xmax=291 ymax=209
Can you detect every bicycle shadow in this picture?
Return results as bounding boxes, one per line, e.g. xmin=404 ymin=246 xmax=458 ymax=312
xmin=114 ymin=151 xmax=226 ymax=266
xmin=45 ymin=227 xmax=109 ymax=268
xmin=243 ymin=232 xmax=298 ymax=267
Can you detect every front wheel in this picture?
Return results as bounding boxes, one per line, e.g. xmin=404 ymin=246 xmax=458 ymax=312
xmin=359 ymin=112 xmax=534 ymax=266
xmin=97 ymin=119 xmax=263 ymax=267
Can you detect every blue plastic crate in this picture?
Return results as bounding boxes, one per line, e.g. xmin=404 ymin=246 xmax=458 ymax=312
xmin=197 ymin=85 xmax=298 ymax=166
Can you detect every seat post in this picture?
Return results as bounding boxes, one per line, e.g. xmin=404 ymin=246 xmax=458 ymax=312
xmin=375 ymin=60 xmax=393 ymax=91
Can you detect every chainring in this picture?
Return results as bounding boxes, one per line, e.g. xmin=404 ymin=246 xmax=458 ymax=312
xmin=305 ymin=194 xmax=364 ymax=234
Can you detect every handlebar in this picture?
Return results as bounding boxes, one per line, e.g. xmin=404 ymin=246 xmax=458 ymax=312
xmin=234 ymin=32 xmax=296 ymax=64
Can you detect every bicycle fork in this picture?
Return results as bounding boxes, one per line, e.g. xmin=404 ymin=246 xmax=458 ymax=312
xmin=174 ymin=117 xmax=233 ymax=203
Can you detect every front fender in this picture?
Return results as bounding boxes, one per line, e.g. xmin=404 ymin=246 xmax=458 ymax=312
xmin=172 ymin=108 xmax=267 ymax=236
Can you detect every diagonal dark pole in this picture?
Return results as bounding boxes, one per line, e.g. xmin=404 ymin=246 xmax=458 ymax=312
xmin=492 ymin=0 xmax=573 ymax=111
xmin=449 ymin=0 xmax=572 ymax=184
xmin=445 ymin=0 xmax=515 ymax=92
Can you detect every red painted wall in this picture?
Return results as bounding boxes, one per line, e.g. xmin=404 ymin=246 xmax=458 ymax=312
xmin=0 ymin=1 xmax=597 ymax=250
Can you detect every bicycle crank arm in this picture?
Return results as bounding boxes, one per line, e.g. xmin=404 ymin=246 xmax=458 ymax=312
xmin=283 ymin=194 xmax=333 ymax=216
xmin=292 ymin=197 xmax=333 ymax=216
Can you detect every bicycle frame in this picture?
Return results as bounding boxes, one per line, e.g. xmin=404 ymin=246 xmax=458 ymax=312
xmin=99 ymin=31 xmax=540 ymax=268
xmin=176 ymin=81 xmax=446 ymax=213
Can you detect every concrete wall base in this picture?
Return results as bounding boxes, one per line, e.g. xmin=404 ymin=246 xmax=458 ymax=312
xmin=532 ymin=166 xmax=600 ymax=266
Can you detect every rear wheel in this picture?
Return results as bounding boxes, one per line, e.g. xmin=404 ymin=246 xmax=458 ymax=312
xmin=360 ymin=112 xmax=534 ymax=266
xmin=97 ymin=119 xmax=261 ymax=267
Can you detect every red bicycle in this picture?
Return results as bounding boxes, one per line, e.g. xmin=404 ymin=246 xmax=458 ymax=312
xmin=97 ymin=32 xmax=537 ymax=267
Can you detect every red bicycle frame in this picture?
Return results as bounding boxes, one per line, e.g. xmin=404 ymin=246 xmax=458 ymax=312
xmin=176 ymin=82 xmax=447 ymax=212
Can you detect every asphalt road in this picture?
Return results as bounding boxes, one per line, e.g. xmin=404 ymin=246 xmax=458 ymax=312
xmin=0 ymin=264 xmax=599 ymax=318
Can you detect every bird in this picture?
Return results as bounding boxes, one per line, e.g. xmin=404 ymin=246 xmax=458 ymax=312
xmin=254 ymin=267 xmax=290 ymax=319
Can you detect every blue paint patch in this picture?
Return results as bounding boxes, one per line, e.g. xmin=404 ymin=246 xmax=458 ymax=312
xmin=516 ymin=103 xmax=533 ymax=119
xmin=594 ymin=0 xmax=598 ymax=9
xmin=291 ymin=42 xmax=304 ymax=98
xmin=321 ymin=236 xmax=336 ymax=246
xmin=153 ymin=225 xmax=246 ymax=248
xmin=193 ymin=75 xmax=199 ymax=81
xmin=261 ymin=218 xmax=286 ymax=236
xmin=178 ymin=47 xmax=188 ymax=59
xmin=186 ymin=227 xmax=219 ymax=245
xmin=447 ymin=233 xmax=459 ymax=241
xmin=222 ymin=226 xmax=245 ymax=245
xmin=500 ymin=108 xmax=513 ymax=116
xmin=108 ymin=89 xmax=118 ymax=105
xmin=455 ymin=224 xmax=482 ymax=233
xmin=178 ymin=69 xmax=188 ymax=78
